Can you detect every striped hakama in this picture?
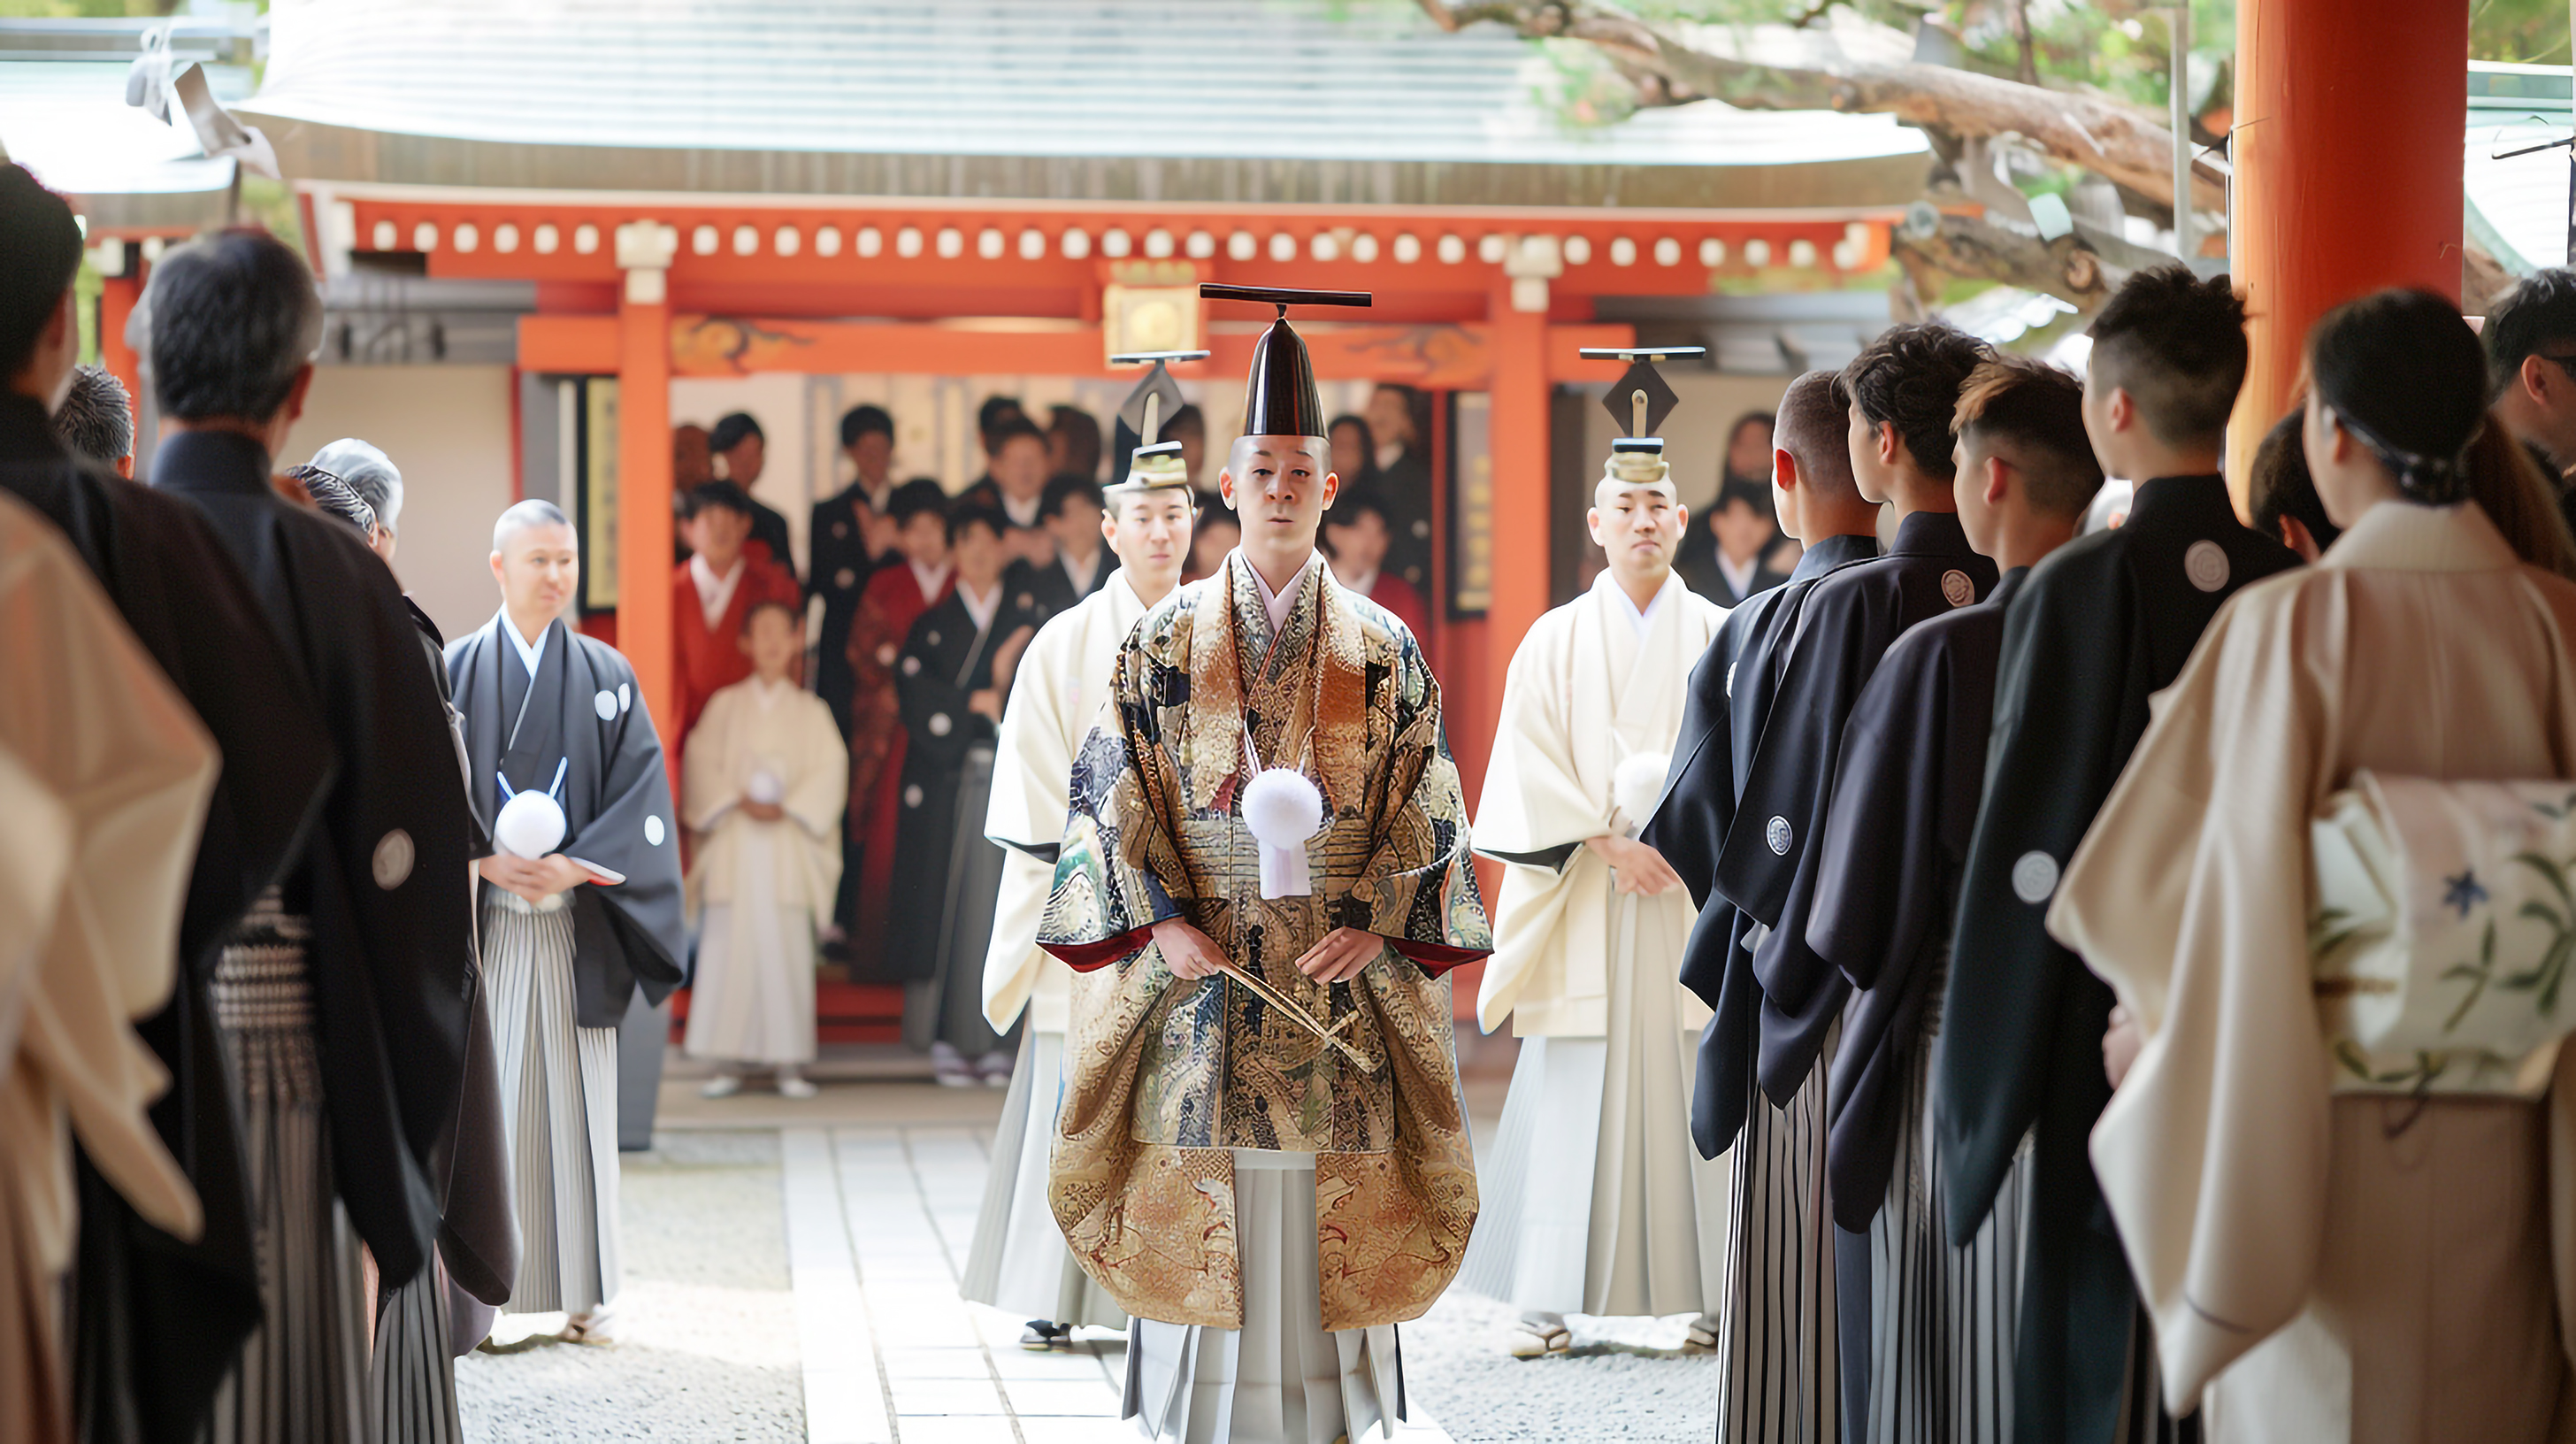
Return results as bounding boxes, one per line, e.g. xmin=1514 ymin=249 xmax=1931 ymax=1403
xmin=1123 ymin=1150 xmax=1402 ymax=1444
xmin=483 ymin=890 xmax=621 ymax=1316
xmin=1712 ymin=1025 xmax=1839 ymax=1444
xmin=1863 ymin=969 xmax=2030 ymax=1444
xmin=904 ymin=744 xmax=1009 ymax=1058
xmin=204 ymin=888 xmax=372 ymax=1444
xmin=959 ymin=1027 xmax=1125 ymax=1328
xmin=372 ymin=1263 xmax=460 ymax=1444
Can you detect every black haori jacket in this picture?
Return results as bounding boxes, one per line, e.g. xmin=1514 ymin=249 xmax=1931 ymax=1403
xmin=150 ymin=428 xmax=480 ymax=1294
xmin=447 ymin=613 xmax=686 ymax=1025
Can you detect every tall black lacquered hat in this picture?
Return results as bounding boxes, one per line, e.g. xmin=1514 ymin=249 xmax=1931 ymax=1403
xmin=1108 ymin=349 xmax=1208 ymax=472
xmin=1203 ymin=283 xmax=1372 ymax=440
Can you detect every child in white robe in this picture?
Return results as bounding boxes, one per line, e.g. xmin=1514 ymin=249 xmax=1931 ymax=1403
xmin=683 ymin=600 xmax=849 ymax=1096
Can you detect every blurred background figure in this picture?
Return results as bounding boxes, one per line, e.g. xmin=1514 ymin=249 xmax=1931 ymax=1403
xmin=2247 ymin=411 xmax=2341 ymax=562
xmin=971 ymin=395 xmax=1028 ymax=493
xmin=709 ymin=411 xmax=797 ymax=580
xmin=682 ymin=599 xmax=847 ymax=1102
xmin=814 ymin=403 xmax=899 ymax=741
xmin=1328 ymin=411 xmax=1379 ymax=492
xmin=50 ymin=363 xmax=133 ymax=477
xmin=842 ymin=479 xmax=954 ymax=975
xmin=1046 ymin=403 xmax=1102 ymax=482
xmin=1184 ymin=488 xmax=1237 ymax=583
xmin=1365 ymin=382 xmax=1433 ymax=593
xmin=673 ymin=480 xmax=801 ymax=758
xmin=306 ymin=436 xmax=403 ymax=563
xmin=1322 ymin=490 xmax=1428 ymax=636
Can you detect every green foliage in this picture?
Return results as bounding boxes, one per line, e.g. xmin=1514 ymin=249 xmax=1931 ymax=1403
xmin=0 ymin=0 xmax=174 ymax=14
xmin=2471 ymin=0 xmax=2572 ymax=65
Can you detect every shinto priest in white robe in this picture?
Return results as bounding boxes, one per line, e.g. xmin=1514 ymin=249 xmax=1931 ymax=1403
xmin=1461 ymin=565 xmax=1730 ymax=1320
xmin=682 ymin=675 xmax=847 ymax=1066
xmin=958 ymin=568 xmax=1142 ymax=1331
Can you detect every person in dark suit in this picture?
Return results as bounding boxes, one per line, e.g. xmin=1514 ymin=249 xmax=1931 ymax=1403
xmin=1001 ymin=472 xmax=1109 ymax=629
xmin=811 ymin=404 xmax=899 ymax=741
xmin=709 ymin=411 xmax=798 ymax=581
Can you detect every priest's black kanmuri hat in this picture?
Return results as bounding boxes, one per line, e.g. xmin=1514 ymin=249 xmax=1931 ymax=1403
xmin=1202 ymin=283 xmax=1371 ymax=440
xmin=1108 ymin=349 xmax=1207 ymax=472
xmin=1582 ymin=344 xmax=1706 ymax=492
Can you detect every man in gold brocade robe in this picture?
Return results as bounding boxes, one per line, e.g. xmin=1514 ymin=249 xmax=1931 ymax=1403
xmin=1038 ymin=284 xmax=1491 ymax=1444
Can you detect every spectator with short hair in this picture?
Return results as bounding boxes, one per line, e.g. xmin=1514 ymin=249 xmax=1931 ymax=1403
xmin=2486 ymin=270 xmax=2576 ymax=520
xmin=304 ymin=435 xmax=403 ymax=563
xmin=1184 ymin=488 xmax=1237 ymax=582
xmin=674 ymin=478 xmax=801 ymax=748
xmin=886 ymin=503 xmax=1033 ymax=1087
xmin=843 ymin=480 xmax=954 ymax=974
xmin=1003 ymin=472 xmax=1108 ymax=624
xmin=1046 ymin=403 xmax=1102 ymax=482
xmin=1322 ymin=490 xmax=1428 ymax=636
xmin=50 ymin=362 xmax=133 ymax=476
xmin=1364 ymin=382 xmax=1436 ymax=598
xmin=709 ymin=411 xmax=797 ymax=580
xmin=814 ymin=403 xmax=900 ymax=737
xmin=682 ymin=597 xmax=846 ymax=1100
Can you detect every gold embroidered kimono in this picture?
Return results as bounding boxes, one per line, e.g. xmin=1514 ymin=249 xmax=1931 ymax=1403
xmin=1038 ymin=550 xmax=1491 ymax=1333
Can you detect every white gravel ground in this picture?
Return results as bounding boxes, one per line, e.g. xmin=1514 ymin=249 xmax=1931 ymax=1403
xmin=456 ymin=1133 xmax=802 ymax=1442
xmin=1404 ymin=1289 xmax=1722 ymax=1444
xmin=451 ymin=1125 xmax=1721 ymax=1443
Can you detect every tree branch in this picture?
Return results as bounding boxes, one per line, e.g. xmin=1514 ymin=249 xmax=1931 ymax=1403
xmin=1416 ymin=0 xmax=2227 ymax=213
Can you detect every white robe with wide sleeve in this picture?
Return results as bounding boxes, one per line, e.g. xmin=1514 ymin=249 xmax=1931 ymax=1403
xmin=1472 ymin=567 xmax=1722 ymax=1037
xmin=2050 ymin=500 xmax=2576 ymax=1440
xmin=1461 ymin=567 xmax=1730 ymax=1319
xmin=0 ymin=492 xmax=218 ymax=1443
xmin=980 ymin=570 xmax=1148 ymax=1033
xmin=681 ymin=675 xmax=847 ymax=1064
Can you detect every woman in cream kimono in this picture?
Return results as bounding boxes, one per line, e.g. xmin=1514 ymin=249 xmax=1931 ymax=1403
xmin=0 ymin=489 xmax=218 ymax=1443
xmin=683 ymin=599 xmax=849 ymax=1096
xmin=1461 ymin=427 xmax=1729 ymax=1357
xmin=2051 ymin=288 xmax=2576 ymax=1440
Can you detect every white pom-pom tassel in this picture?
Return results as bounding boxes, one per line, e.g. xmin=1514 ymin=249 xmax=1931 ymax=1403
xmin=1241 ymin=767 xmax=1325 ymax=898
xmin=746 ymin=769 xmax=786 ymax=806
xmin=494 ymin=790 xmax=568 ymax=860
xmin=1613 ymin=751 xmax=1671 ymax=836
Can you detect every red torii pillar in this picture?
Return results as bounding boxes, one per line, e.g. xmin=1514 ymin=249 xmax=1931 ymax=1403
xmin=615 ymin=223 xmax=678 ymax=779
xmin=2225 ymin=0 xmax=2467 ymax=495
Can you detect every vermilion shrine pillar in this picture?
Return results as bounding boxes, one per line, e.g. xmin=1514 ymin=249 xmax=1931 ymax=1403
xmin=2226 ymin=0 xmax=2467 ymax=496
xmin=616 ymin=221 xmax=678 ymax=759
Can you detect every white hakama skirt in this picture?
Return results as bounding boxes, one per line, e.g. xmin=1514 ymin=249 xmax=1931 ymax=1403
xmin=204 ymin=887 xmax=372 ymax=1444
xmin=1123 ymin=1150 xmax=1402 ymax=1444
xmin=483 ymin=891 xmax=620 ymax=1316
xmin=958 ymin=1027 xmax=1126 ymax=1327
xmin=685 ymin=825 xmax=818 ymax=1067
xmin=1863 ymin=985 xmax=2029 ymax=1444
xmin=1461 ymin=897 xmax=1729 ymax=1320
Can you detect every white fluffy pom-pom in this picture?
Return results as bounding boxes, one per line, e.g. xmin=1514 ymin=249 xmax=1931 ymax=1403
xmin=494 ymin=790 xmax=569 ymax=860
xmin=1241 ymin=767 xmax=1325 ymax=846
xmin=1614 ymin=751 xmax=1672 ymax=831
xmin=747 ymin=769 xmax=786 ymax=805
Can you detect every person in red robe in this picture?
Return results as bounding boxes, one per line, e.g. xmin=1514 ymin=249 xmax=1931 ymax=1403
xmin=843 ymin=479 xmax=955 ymax=976
xmin=673 ymin=480 xmax=801 ymax=752
xmin=1322 ymin=489 xmax=1430 ymax=637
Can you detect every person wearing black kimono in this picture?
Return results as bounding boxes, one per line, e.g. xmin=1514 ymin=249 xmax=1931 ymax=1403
xmin=448 ymin=500 xmax=686 ymax=1342
xmin=709 ymin=411 xmax=798 ymax=583
xmin=813 ymin=404 xmax=899 ymax=741
xmin=1642 ymin=367 xmax=1882 ymax=1444
xmin=0 ymin=168 xmax=336 ymax=1444
xmin=1716 ymin=321 xmax=1996 ymax=1435
xmin=887 ymin=503 xmax=1035 ymax=1086
xmin=1001 ymin=472 xmax=1110 ymax=626
xmin=1804 ymin=357 xmax=2103 ymax=1443
xmin=1938 ymin=265 xmax=2298 ymax=1444
xmin=134 ymin=227 xmax=481 ymax=1443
